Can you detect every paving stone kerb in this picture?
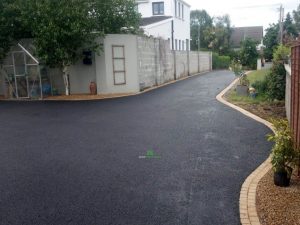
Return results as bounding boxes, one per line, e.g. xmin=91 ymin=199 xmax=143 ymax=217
xmin=216 ymin=76 xmax=274 ymax=225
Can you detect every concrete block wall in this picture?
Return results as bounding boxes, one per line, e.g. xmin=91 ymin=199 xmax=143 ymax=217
xmin=0 ymin=35 xmax=212 ymax=97
xmin=158 ymin=39 xmax=175 ymax=84
xmin=137 ymin=37 xmax=175 ymax=89
xmin=137 ymin=36 xmax=212 ymax=90
xmin=137 ymin=37 xmax=159 ymax=88
xmin=189 ymin=52 xmax=199 ymax=74
xmin=175 ymin=51 xmax=188 ymax=79
xmin=199 ymin=52 xmax=211 ymax=72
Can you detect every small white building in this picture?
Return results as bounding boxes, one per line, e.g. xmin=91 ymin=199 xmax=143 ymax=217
xmin=136 ymin=0 xmax=191 ymax=51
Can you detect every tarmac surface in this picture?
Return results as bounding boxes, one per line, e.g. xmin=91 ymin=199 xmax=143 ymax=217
xmin=0 ymin=71 xmax=272 ymax=225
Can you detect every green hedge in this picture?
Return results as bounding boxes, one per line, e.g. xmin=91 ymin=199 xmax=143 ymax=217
xmin=212 ymin=53 xmax=231 ymax=69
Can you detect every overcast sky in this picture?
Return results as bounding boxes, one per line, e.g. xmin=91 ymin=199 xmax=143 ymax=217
xmin=187 ymin=0 xmax=299 ymax=31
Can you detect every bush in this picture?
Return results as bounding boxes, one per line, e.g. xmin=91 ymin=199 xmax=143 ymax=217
xmin=266 ymin=62 xmax=286 ymax=100
xmin=239 ymin=38 xmax=259 ymax=70
xmin=273 ymin=45 xmax=290 ymax=63
xmin=252 ymin=79 xmax=268 ymax=94
xmin=212 ymin=53 xmax=230 ymax=69
xmin=267 ymin=119 xmax=297 ymax=175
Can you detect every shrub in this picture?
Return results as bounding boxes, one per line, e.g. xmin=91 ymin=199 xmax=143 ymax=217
xmin=212 ymin=53 xmax=230 ymax=69
xmin=267 ymin=119 xmax=297 ymax=174
xmin=266 ymin=62 xmax=286 ymax=100
xmin=252 ymin=79 xmax=268 ymax=94
xmin=273 ymin=45 xmax=291 ymax=63
xmin=239 ymin=38 xmax=259 ymax=70
xmin=229 ymin=60 xmax=243 ymax=76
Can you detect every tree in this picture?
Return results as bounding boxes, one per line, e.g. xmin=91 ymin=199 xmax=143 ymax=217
xmin=239 ymin=38 xmax=258 ymax=69
xmin=209 ymin=15 xmax=232 ymax=55
xmin=263 ymin=23 xmax=279 ymax=60
xmin=0 ymin=0 xmax=31 ymax=62
xmin=20 ymin=0 xmax=100 ymax=95
xmin=283 ymin=12 xmax=298 ymax=42
xmin=0 ymin=0 xmax=14 ymax=62
xmin=293 ymin=4 xmax=300 ymax=34
xmin=0 ymin=0 xmax=141 ymax=95
xmin=190 ymin=10 xmax=213 ymax=50
xmin=93 ymin=0 xmax=141 ymax=34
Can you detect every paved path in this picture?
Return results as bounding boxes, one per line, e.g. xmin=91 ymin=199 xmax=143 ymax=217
xmin=0 ymin=71 xmax=272 ymax=225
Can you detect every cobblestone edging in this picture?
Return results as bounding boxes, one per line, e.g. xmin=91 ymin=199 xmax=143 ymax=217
xmin=216 ymin=77 xmax=274 ymax=225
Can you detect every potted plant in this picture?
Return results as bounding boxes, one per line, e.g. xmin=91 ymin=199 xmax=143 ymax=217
xmin=230 ymin=60 xmax=249 ymax=96
xmin=267 ymin=119 xmax=298 ymax=187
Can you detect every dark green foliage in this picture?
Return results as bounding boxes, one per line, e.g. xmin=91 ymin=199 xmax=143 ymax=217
xmin=263 ymin=24 xmax=279 ymax=60
xmin=190 ymin=10 xmax=213 ymax=51
xmin=21 ymin=0 xmax=100 ymax=69
xmin=212 ymin=53 xmax=230 ymax=69
xmin=0 ymin=0 xmax=141 ymax=66
xmin=210 ymin=15 xmax=232 ymax=55
xmin=93 ymin=0 xmax=141 ymax=34
xmin=239 ymin=38 xmax=258 ymax=70
xmin=266 ymin=63 xmax=286 ymax=100
xmin=190 ymin=11 xmax=232 ymax=55
xmin=267 ymin=119 xmax=297 ymax=175
xmin=0 ymin=0 xmax=32 ymax=62
xmin=252 ymin=79 xmax=268 ymax=94
xmin=227 ymin=50 xmax=239 ymax=61
xmin=284 ymin=12 xmax=298 ymax=39
xmin=293 ymin=4 xmax=300 ymax=34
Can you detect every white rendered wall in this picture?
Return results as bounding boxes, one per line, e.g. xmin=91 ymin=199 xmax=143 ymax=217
xmin=96 ymin=34 xmax=140 ymax=94
xmin=173 ymin=3 xmax=190 ymax=50
xmin=69 ymin=56 xmax=97 ymax=94
xmin=138 ymin=0 xmax=191 ymax=50
xmin=137 ymin=0 xmax=173 ymax=17
xmin=143 ymin=20 xmax=172 ymax=40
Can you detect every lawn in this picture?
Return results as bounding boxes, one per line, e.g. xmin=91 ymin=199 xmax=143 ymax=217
xmin=247 ymin=68 xmax=270 ymax=85
xmin=225 ymin=68 xmax=286 ymax=121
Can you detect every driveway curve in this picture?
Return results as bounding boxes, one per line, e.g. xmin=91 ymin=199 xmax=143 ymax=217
xmin=0 ymin=71 xmax=272 ymax=225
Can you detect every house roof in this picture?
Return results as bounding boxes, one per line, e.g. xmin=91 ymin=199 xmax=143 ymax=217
xmin=140 ymin=16 xmax=172 ymax=27
xmin=230 ymin=26 xmax=264 ymax=48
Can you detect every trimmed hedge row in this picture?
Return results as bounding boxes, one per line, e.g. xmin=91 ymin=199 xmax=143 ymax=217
xmin=212 ymin=53 xmax=230 ymax=69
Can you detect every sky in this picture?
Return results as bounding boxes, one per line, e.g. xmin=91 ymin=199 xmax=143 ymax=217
xmin=187 ymin=0 xmax=299 ymax=31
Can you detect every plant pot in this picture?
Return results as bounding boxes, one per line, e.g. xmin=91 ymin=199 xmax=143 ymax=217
xmin=274 ymin=171 xmax=291 ymax=187
xmin=236 ymin=85 xmax=248 ymax=96
xmin=89 ymin=82 xmax=97 ymax=95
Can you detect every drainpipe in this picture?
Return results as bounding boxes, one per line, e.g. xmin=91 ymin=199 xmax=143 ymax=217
xmin=198 ymin=21 xmax=200 ymax=73
xmin=171 ymin=20 xmax=174 ymax=50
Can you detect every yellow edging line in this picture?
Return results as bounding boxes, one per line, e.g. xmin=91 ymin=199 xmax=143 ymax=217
xmin=216 ymin=76 xmax=274 ymax=225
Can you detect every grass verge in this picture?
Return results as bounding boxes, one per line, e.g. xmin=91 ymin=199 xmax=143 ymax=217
xmin=225 ymin=69 xmax=286 ymax=122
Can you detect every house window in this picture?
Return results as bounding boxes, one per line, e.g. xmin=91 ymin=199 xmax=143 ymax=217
xmin=175 ymin=39 xmax=177 ymax=50
xmin=153 ymin=2 xmax=164 ymax=15
xmin=178 ymin=2 xmax=181 ymax=18
xmin=179 ymin=40 xmax=181 ymax=50
xmin=175 ymin=0 xmax=177 ymax=17
xmin=182 ymin=4 xmax=184 ymax=19
xmin=112 ymin=45 xmax=126 ymax=85
xmin=182 ymin=40 xmax=185 ymax=50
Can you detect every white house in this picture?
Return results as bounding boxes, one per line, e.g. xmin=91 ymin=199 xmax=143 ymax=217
xmin=136 ymin=0 xmax=191 ymax=51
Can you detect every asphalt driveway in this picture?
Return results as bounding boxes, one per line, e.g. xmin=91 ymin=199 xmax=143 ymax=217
xmin=0 ymin=71 xmax=272 ymax=225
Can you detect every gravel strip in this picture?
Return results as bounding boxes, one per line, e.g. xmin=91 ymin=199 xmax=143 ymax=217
xmin=256 ymin=169 xmax=300 ymax=225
